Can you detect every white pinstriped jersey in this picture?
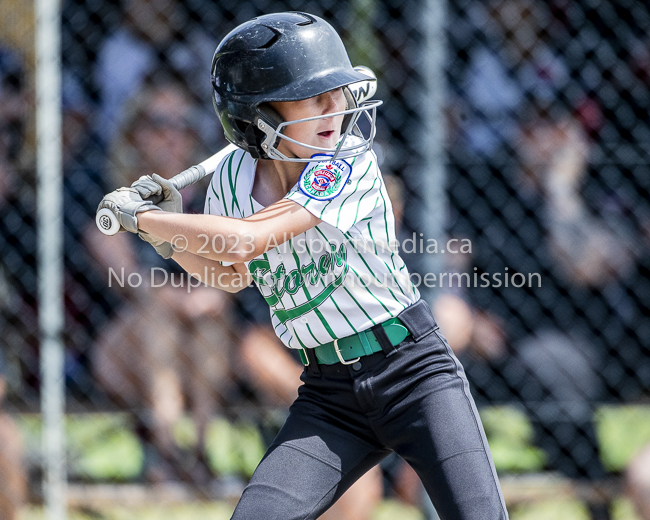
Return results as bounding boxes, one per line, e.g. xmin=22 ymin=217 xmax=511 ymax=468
xmin=204 ymin=142 xmax=420 ymax=350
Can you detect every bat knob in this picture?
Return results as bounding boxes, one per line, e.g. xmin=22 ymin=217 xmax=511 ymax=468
xmin=96 ymin=208 xmax=121 ymax=236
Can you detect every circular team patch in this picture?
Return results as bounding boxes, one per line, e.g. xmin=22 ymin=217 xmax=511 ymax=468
xmin=299 ymin=155 xmax=352 ymax=200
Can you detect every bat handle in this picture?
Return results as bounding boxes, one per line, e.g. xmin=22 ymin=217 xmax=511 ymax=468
xmin=170 ymin=164 xmax=207 ymax=191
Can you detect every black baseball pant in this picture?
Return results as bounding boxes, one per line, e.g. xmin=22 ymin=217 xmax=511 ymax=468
xmin=231 ymin=300 xmax=509 ymax=520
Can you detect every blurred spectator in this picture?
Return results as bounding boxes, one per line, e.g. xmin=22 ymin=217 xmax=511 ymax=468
xmin=61 ymin=71 xmax=118 ymax=399
xmin=431 ymin=251 xmax=507 ymax=366
xmin=0 ymin=46 xmax=27 ymax=167
xmin=626 ymin=442 xmax=650 ymax=520
xmin=1 ymin=41 xmax=119 ymax=404
xmin=451 ymin=101 xmax=642 ymax=520
xmin=457 ymin=0 xmax=571 ymax=157
xmin=94 ymin=0 xmax=218 ymax=146
xmin=445 ymin=6 xmax=645 ymax=517
xmin=88 ymin=75 xmax=235 ymax=485
xmin=630 ymin=34 xmax=650 ymax=88
xmin=0 ymin=44 xmax=38 ymax=400
xmin=0 ymin=352 xmax=26 ymax=520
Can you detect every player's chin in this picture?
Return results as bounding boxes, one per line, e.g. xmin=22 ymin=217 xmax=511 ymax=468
xmin=291 ymin=142 xmax=329 ymax=160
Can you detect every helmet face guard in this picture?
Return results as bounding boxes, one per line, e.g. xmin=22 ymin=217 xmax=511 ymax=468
xmin=211 ymin=12 xmax=381 ymax=161
xmin=256 ymin=99 xmax=382 ymax=162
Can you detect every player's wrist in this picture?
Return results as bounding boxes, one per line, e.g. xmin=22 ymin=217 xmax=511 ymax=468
xmin=135 ymin=208 xmax=160 ymax=232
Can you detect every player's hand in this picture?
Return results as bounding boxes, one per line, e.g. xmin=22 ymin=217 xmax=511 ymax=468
xmin=131 ymin=173 xmax=183 ymax=214
xmin=130 ymin=174 xmax=182 ymax=259
xmin=96 ymin=187 xmax=161 ymax=234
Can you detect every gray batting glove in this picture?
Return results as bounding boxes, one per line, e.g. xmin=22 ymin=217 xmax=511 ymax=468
xmin=131 ymin=174 xmax=182 ymax=258
xmin=97 ymin=187 xmax=161 ymax=233
xmin=138 ymin=231 xmax=174 ymax=259
xmin=131 ymin=173 xmax=183 ymax=214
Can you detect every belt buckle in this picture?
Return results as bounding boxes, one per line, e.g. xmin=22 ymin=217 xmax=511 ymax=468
xmin=334 ymin=339 xmax=360 ymax=365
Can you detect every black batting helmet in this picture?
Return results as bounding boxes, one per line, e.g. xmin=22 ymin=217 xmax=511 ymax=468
xmin=210 ymin=12 xmax=380 ymax=161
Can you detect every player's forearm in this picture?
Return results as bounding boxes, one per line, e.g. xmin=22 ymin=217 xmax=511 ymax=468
xmin=137 ymin=211 xmax=260 ymax=263
xmin=171 ymin=250 xmax=251 ymax=293
xmin=138 ymin=200 xmax=320 ymax=263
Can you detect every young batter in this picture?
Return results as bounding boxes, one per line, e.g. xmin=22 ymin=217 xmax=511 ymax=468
xmin=98 ymin=12 xmax=509 ymax=520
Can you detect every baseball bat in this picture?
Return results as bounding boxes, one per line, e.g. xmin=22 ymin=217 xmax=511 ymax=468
xmin=96 ymin=143 xmax=238 ymax=235
xmin=96 ymin=66 xmax=377 ymax=236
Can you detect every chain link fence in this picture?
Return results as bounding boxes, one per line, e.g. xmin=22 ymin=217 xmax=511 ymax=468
xmin=1 ymin=0 xmax=649 ymax=518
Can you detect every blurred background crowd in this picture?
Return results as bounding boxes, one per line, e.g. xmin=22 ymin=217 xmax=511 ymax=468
xmin=1 ymin=0 xmax=649 ymax=519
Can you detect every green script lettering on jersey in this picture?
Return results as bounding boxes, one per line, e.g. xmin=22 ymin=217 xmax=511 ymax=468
xmin=249 ymin=243 xmax=349 ymax=323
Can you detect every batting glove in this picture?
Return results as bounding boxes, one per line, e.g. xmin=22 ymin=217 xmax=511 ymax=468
xmin=131 ymin=174 xmax=182 ymax=259
xmin=96 ymin=187 xmax=161 ymax=234
xmin=131 ymin=173 xmax=183 ymax=214
xmin=138 ymin=231 xmax=174 ymax=259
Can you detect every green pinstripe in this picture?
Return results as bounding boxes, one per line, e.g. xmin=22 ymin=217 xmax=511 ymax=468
xmin=335 ymin=161 xmax=373 ymax=228
xmin=312 ymin=226 xmax=379 ymax=324
xmin=229 ymin=150 xmax=246 ymax=216
xmin=366 ymin=221 xmax=407 ymax=297
xmin=350 ymin=172 xmax=379 ymax=227
xmin=343 ymin=231 xmax=404 ymax=307
xmin=219 ymin=152 xmax=235 ymax=217
xmin=346 ymin=262 xmax=393 ymax=315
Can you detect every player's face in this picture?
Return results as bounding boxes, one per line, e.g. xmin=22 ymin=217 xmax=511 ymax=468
xmin=269 ymin=88 xmax=347 ymax=159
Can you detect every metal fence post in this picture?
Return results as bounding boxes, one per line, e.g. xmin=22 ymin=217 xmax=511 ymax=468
xmin=418 ymin=0 xmax=448 ymax=302
xmin=35 ymin=0 xmax=66 ymax=518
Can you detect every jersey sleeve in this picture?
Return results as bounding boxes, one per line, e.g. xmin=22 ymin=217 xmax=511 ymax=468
xmin=283 ymin=150 xmax=382 ymax=233
xmin=204 ymin=156 xmax=236 ymax=267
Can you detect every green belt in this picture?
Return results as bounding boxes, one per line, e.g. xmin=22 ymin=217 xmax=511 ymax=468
xmin=299 ymin=317 xmax=411 ymax=366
